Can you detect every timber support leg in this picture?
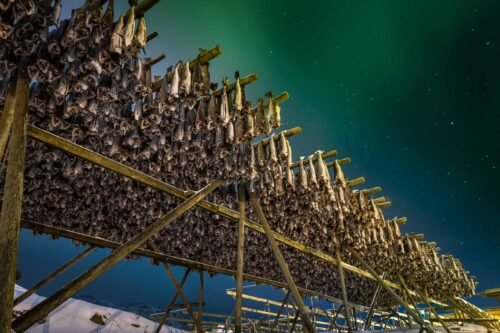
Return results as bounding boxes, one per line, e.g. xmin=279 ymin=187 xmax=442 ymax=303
xmin=249 ymin=191 xmax=315 ymax=333
xmin=347 ymin=246 xmax=436 ymax=333
xmin=12 ymin=180 xmax=221 ymax=332
xmin=198 ymin=270 xmax=204 ymax=326
xmin=0 ymin=72 xmax=18 ymax=161
xmin=154 ymin=268 xmax=191 ymax=333
xmin=0 ymin=71 xmax=29 ymax=333
xmin=235 ymin=185 xmax=246 ymax=333
xmin=335 ymin=250 xmax=353 ymax=333
xmin=14 ymin=246 xmax=96 ymax=306
xmin=364 ymin=271 xmax=386 ymax=330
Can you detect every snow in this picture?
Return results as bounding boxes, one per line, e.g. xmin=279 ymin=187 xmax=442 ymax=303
xmin=13 ymin=285 xmax=187 ymax=333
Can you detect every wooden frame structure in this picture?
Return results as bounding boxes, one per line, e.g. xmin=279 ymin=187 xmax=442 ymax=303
xmin=0 ymin=2 xmax=487 ymax=332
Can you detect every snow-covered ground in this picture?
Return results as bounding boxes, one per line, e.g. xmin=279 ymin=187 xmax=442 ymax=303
xmin=13 ymin=285 xmax=188 ymax=333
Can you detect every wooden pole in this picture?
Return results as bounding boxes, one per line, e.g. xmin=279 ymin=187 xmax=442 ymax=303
xmin=14 ymin=246 xmax=96 ymax=306
xmin=347 ymin=247 xmax=436 ymax=333
xmin=12 ymin=180 xmax=221 ymax=332
xmin=161 ymin=262 xmax=204 ymax=333
xmin=270 ymin=290 xmax=291 ymax=332
xmin=364 ymin=272 xmax=386 ymax=330
xmin=154 ymin=268 xmax=191 ymax=333
xmin=235 ymin=185 xmax=246 ymax=333
xmin=0 ymin=73 xmax=17 ymax=161
xmin=335 ymin=250 xmax=353 ymax=333
xmin=0 ymin=72 xmax=28 ymax=333
xmin=248 ymin=191 xmax=315 ymax=333
xmin=198 ymin=271 xmax=204 ymax=325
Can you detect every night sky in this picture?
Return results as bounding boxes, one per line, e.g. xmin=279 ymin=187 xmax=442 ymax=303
xmin=17 ymin=0 xmax=499 ymax=315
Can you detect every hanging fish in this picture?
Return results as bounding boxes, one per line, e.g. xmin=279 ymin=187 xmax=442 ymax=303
xmin=256 ymin=141 xmax=265 ymax=168
xmin=103 ymin=0 xmax=114 ymax=27
xmin=272 ymin=104 xmax=281 ymax=128
xmin=243 ymin=106 xmax=254 ymax=139
xmin=234 ymin=113 xmax=244 ymax=144
xmin=219 ymin=85 xmax=230 ymax=125
xmin=110 ymin=15 xmax=124 ymax=54
xmin=206 ymin=92 xmax=217 ymax=129
xmin=135 ymin=16 xmax=147 ymax=48
xmin=268 ymin=134 xmax=278 ymax=167
xmin=234 ymin=77 xmax=242 ymax=111
xmin=170 ymin=62 xmax=180 ymax=97
xmin=52 ymin=0 xmax=62 ymax=25
xmin=278 ymin=132 xmax=288 ymax=161
xmin=298 ymin=157 xmax=308 ymax=190
xmin=264 ymin=97 xmax=272 ymax=135
xmin=315 ymin=151 xmax=330 ymax=184
xmin=180 ymin=62 xmax=191 ymax=95
xmin=308 ymin=156 xmax=318 ymax=187
xmin=333 ymin=159 xmax=347 ymax=187
xmin=226 ymin=120 xmax=234 ymax=143
xmin=123 ymin=6 xmax=135 ymax=47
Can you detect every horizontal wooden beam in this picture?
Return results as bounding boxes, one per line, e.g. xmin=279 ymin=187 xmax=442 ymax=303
xmin=145 ymin=54 xmax=166 ymax=68
xmin=347 ymin=177 xmax=365 ymax=187
xmin=254 ymin=127 xmax=302 ymax=147
xmin=362 ymin=187 xmax=382 ymax=195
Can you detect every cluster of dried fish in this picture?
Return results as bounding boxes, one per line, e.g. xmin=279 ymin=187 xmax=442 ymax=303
xmin=0 ymin=0 xmax=476 ymax=308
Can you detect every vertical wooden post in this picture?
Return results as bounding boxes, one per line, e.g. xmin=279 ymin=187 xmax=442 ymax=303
xmin=364 ymin=271 xmax=386 ymax=330
xmin=249 ymin=191 xmax=316 ymax=333
xmin=154 ymin=268 xmax=191 ymax=333
xmin=14 ymin=246 xmax=96 ymax=306
xmin=347 ymin=247 xmax=436 ymax=333
xmin=0 ymin=71 xmax=29 ymax=333
xmin=198 ymin=271 xmax=204 ymax=325
xmin=335 ymin=250 xmax=353 ymax=333
xmin=0 ymin=73 xmax=18 ymax=161
xmin=12 ymin=180 xmax=221 ymax=332
xmin=235 ymin=185 xmax=246 ymax=333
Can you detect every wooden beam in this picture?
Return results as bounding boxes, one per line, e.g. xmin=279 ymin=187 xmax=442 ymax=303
xmin=347 ymin=177 xmax=365 ymax=187
xmin=198 ymin=271 xmax=204 ymax=324
xmin=12 ymin=181 xmax=221 ymax=332
xmin=249 ymin=191 xmax=316 ymax=333
xmin=134 ymin=0 xmax=160 ymax=17
xmin=154 ymin=268 xmax=191 ymax=333
xmin=14 ymin=246 xmax=96 ymax=306
xmin=235 ymin=186 xmax=246 ymax=333
xmin=0 ymin=73 xmax=17 ymax=161
xmin=362 ymin=187 xmax=382 ymax=196
xmin=326 ymin=158 xmax=351 ymax=168
xmin=336 ymin=251 xmax=353 ymax=333
xmin=145 ymin=53 xmax=166 ymax=68
xmin=146 ymin=31 xmax=158 ymax=42
xmin=0 ymin=72 xmax=28 ymax=333
xmin=348 ymin=247 xmax=436 ymax=333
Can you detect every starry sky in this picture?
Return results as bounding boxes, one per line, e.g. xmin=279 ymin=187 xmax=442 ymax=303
xmin=17 ymin=0 xmax=499 ymax=316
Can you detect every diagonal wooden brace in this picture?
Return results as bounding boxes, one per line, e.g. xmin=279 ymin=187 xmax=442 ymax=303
xmin=14 ymin=246 xmax=96 ymax=306
xmin=154 ymin=268 xmax=191 ymax=333
xmin=12 ymin=180 xmax=221 ymax=332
